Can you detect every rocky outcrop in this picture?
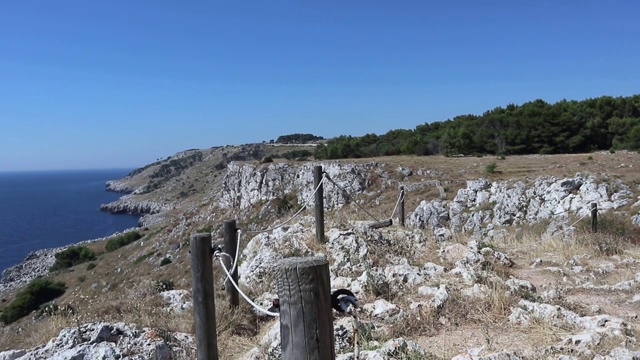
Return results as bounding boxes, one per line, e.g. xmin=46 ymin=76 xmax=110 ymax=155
xmin=105 ymin=179 xmax=137 ymax=193
xmin=0 ymin=248 xmax=57 ymax=295
xmin=99 ymin=195 xmax=173 ymax=215
xmin=237 ymin=218 xmax=640 ymax=359
xmin=0 ymin=322 xmax=194 ymax=360
xmin=218 ymin=162 xmax=377 ymax=209
xmin=410 ymin=173 xmax=635 ymax=236
xmin=0 ymin=229 xmax=137 ymax=296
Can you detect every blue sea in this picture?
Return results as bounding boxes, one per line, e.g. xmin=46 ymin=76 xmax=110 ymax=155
xmin=0 ymin=169 xmax=140 ymax=276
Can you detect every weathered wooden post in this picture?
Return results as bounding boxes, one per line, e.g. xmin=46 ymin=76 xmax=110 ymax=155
xmin=591 ymin=203 xmax=598 ymax=233
xmin=399 ymin=186 xmax=405 ymax=227
xmin=189 ymin=233 xmax=219 ymax=359
xmin=277 ymin=256 xmax=335 ymax=360
xmin=314 ymin=165 xmax=325 ymax=243
xmin=223 ymin=219 xmax=239 ymax=307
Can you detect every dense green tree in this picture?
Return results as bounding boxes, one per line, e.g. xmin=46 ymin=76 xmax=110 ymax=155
xmin=314 ymin=94 xmax=640 ymax=160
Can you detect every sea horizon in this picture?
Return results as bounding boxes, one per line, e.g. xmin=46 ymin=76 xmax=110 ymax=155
xmin=0 ymin=168 xmax=140 ymax=275
xmin=0 ymin=167 xmax=136 ymax=175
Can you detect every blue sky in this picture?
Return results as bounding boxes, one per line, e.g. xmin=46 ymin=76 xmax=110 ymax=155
xmin=1 ymin=1 xmax=638 ymax=171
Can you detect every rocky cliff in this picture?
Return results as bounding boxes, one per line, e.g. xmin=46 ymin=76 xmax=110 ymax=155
xmin=3 ymin=149 xmax=640 ymax=359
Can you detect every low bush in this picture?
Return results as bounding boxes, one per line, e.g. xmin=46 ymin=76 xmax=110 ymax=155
xmin=134 ymin=251 xmax=155 ymax=264
xmin=105 ymin=231 xmax=143 ymax=252
xmin=50 ymin=246 xmax=96 ymax=271
xmin=485 ymin=162 xmax=498 ymax=174
xmin=0 ymin=278 xmax=66 ymax=324
xmin=153 ymin=279 xmax=174 ymax=293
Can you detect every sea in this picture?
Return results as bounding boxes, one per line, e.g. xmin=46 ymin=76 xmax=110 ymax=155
xmin=0 ymin=169 xmax=140 ymax=276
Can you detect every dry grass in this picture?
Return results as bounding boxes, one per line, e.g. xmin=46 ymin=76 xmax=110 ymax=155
xmin=2 ymin=151 xmax=640 ymax=356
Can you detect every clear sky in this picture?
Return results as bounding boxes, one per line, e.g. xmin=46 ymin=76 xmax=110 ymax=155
xmin=1 ymin=1 xmax=638 ymax=171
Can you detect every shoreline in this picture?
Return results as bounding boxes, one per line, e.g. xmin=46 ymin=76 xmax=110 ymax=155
xmin=0 ymin=173 xmax=141 ymax=298
xmin=0 ymin=227 xmax=139 ymax=298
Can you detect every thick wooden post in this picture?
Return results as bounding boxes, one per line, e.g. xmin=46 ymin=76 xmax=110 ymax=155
xmin=223 ymin=220 xmax=239 ymax=307
xmin=591 ymin=203 xmax=598 ymax=233
xmin=277 ymin=256 xmax=335 ymax=360
xmin=399 ymin=186 xmax=405 ymax=227
xmin=189 ymin=233 xmax=219 ymax=360
xmin=314 ymin=166 xmax=325 ymax=243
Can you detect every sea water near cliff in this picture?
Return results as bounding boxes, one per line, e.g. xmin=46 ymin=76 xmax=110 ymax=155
xmin=0 ymin=169 xmax=140 ymax=275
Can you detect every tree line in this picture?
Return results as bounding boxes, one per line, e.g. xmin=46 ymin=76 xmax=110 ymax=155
xmin=276 ymin=133 xmax=324 ymax=144
xmin=314 ymin=95 xmax=640 ymax=159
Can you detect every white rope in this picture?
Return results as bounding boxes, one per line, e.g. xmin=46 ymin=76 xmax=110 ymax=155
xmin=230 ymin=229 xmax=242 ymax=275
xmin=389 ymin=191 xmax=404 ymax=221
xmin=215 ymin=252 xmax=280 ymax=317
xmin=221 ymin=229 xmax=243 ymax=287
xmin=247 ymin=174 xmax=326 ymax=234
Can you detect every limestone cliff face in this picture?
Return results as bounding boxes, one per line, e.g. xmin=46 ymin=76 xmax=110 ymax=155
xmin=409 ymin=174 xmax=636 ymax=237
xmin=218 ymin=161 xmax=378 ymax=209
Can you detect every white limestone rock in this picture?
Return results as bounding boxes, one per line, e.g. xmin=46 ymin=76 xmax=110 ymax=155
xmin=0 ymin=322 xmax=194 ymax=360
xmin=594 ymin=347 xmax=640 ymax=360
xmin=0 ymin=350 xmax=27 ymax=360
xmin=337 ymin=338 xmax=427 ymax=360
xmin=160 ymin=289 xmax=192 ymax=313
xmin=327 ymin=228 xmax=370 ymax=277
xmin=219 ymin=162 xmax=377 ymax=209
xmin=362 ymin=299 xmax=400 ymax=318
xmin=505 ymin=278 xmax=537 ymax=295
xmin=238 ymin=224 xmax=318 ymax=288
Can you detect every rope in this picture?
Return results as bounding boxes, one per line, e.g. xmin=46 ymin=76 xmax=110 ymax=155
xmin=389 ymin=191 xmax=405 ymax=221
xmin=221 ymin=230 xmax=243 ymax=287
xmin=214 ymin=251 xmax=280 ymax=317
xmin=509 ymin=212 xmax=590 ymax=250
xmin=551 ymin=209 xmax=570 ymax=216
xmin=324 ymin=172 xmax=381 ymax=223
xmin=246 ymin=174 xmax=326 ymax=234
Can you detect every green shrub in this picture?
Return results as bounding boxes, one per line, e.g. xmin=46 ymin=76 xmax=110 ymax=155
xmin=134 ymin=251 xmax=155 ymax=264
xmin=105 ymin=231 xmax=143 ymax=252
xmin=159 ymin=257 xmax=172 ymax=267
xmin=485 ymin=162 xmax=498 ymax=174
xmin=86 ymin=262 xmax=96 ymax=271
xmin=0 ymin=278 xmax=66 ymax=324
xmin=275 ymin=193 xmax=300 ymax=215
xmin=50 ymin=246 xmax=96 ymax=271
xmin=196 ymin=225 xmax=213 ymax=234
xmin=153 ymin=279 xmax=174 ymax=293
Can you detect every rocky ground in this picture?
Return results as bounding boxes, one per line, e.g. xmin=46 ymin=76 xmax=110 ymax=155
xmin=1 ymin=145 xmax=640 ymax=359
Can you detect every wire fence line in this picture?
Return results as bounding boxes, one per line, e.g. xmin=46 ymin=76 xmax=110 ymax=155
xmin=508 ymin=212 xmax=591 ymax=250
xmin=245 ymin=174 xmax=327 ymax=235
xmin=323 ymin=172 xmax=381 ymax=223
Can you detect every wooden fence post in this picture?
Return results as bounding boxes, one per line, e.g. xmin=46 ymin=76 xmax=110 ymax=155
xmin=314 ymin=165 xmax=325 ymax=243
xmin=277 ymin=256 xmax=335 ymax=360
xmin=190 ymin=233 xmax=219 ymax=360
xmin=399 ymin=186 xmax=405 ymax=227
xmin=591 ymin=203 xmax=598 ymax=233
xmin=223 ymin=219 xmax=239 ymax=307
